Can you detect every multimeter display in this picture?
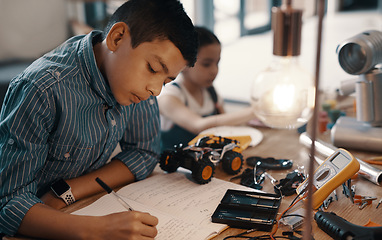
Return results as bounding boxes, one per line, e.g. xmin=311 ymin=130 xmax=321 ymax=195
xmin=296 ymin=148 xmax=360 ymax=209
xmin=330 ymin=153 xmax=348 ymax=169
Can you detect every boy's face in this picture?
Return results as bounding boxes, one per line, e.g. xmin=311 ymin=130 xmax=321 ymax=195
xmin=182 ymin=43 xmax=221 ymax=88
xmin=101 ymin=23 xmax=187 ymax=106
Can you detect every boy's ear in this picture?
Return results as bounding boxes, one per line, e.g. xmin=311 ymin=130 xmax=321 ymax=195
xmin=105 ymin=22 xmax=130 ymax=52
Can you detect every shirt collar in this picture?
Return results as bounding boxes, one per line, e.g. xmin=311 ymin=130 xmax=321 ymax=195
xmin=78 ymin=30 xmax=117 ymax=107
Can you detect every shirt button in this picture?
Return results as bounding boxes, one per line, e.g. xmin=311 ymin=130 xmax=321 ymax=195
xmin=55 ymin=71 xmax=60 ymax=78
xmin=111 ymin=119 xmax=116 ymax=126
xmin=149 ymin=99 xmax=154 ymax=105
xmin=64 ymin=152 xmax=70 ymax=158
xmin=8 ymin=138 xmax=14 ymax=145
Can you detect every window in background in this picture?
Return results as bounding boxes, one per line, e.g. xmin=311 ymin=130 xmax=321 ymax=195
xmin=68 ymin=0 xmax=318 ymax=46
xmin=188 ymin=0 xmax=281 ymax=45
xmin=67 ymin=0 xmax=276 ymax=45
xmin=84 ymin=1 xmax=107 ymax=30
xmin=189 ymin=0 xmax=319 ymax=46
xmin=241 ymin=0 xmax=274 ymax=35
xmin=213 ymin=0 xmax=241 ymax=44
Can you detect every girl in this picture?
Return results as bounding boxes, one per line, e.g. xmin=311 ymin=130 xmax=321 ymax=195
xmin=159 ymin=26 xmax=258 ymax=151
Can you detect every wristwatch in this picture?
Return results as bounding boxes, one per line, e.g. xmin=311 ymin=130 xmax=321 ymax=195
xmin=50 ymin=179 xmax=76 ymax=205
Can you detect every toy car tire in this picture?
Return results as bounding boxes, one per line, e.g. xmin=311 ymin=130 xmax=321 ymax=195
xmin=159 ymin=150 xmax=180 ymax=173
xmin=222 ymin=151 xmax=243 ymax=175
xmin=192 ymin=157 xmax=215 ymax=184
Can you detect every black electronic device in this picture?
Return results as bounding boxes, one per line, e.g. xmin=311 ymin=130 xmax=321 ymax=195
xmin=246 ymin=156 xmax=293 ymax=170
xmin=212 ymin=189 xmax=281 ymax=231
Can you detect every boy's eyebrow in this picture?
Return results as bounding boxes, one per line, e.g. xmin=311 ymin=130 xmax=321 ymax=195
xmin=155 ymin=56 xmax=176 ymax=80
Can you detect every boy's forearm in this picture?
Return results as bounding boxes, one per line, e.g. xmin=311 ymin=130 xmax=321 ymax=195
xmin=18 ymin=160 xmax=133 ymax=239
xmin=68 ymin=159 xmax=135 ymax=200
xmin=18 ymin=203 xmax=97 ymax=239
xmin=18 ymin=160 xmax=154 ymax=239
xmin=18 ymin=199 xmax=159 ymax=240
xmin=41 ymin=159 xmax=135 ymax=210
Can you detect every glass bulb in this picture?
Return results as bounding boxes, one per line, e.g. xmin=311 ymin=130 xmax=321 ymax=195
xmin=251 ymin=56 xmax=315 ymax=129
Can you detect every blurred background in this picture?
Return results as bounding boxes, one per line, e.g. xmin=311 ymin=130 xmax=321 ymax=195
xmin=0 ymin=0 xmax=381 ymax=107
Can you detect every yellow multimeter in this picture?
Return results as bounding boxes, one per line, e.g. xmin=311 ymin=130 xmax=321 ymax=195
xmin=296 ymin=148 xmax=360 ymax=209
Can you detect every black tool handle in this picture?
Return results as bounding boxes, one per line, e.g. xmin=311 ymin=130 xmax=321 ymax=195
xmin=314 ymin=211 xmax=382 ymax=240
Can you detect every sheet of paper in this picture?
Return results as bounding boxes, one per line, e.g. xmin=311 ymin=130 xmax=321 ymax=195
xmin=117 ymin=169 xmax=259 ymax=230
xmin=73 ymin=169 xmax=261 ymax=240
xmin=73 ymin=194 xmax=216 ymax=240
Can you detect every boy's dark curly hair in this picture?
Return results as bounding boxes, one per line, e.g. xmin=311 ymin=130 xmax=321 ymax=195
xmin=103 ymin=0 xmax=198 ymax=67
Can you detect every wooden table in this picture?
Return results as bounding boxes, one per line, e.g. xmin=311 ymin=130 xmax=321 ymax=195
xmin=5 ymin=127 xmax=382 ymax=240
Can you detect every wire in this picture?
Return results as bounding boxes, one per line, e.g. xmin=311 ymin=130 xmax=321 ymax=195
xmin=281 ymin=214 xmax=304 ymax=219
xmin=269 ymin=197 xmax=304 ymax=240
xmin=223 ymin=227 xmax=304 ymax=240
xmin=362 ymin=156 xmax=382 ymax=165
xmin=223 ymin=228 xmax=257 ymax=240
xmin=289 ymin=189 xmax=305 ymax=208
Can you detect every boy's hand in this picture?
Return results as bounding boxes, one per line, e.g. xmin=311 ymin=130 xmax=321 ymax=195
xmin=97 ymin=211 xmax=159 ymax=239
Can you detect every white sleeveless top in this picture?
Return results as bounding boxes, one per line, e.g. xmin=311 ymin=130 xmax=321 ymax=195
xmin=158 ymin=76 xmax=223 ymax=131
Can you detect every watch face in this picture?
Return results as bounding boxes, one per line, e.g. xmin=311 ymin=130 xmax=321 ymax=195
xmin=51 ymin=179 xmax=70 ymax=196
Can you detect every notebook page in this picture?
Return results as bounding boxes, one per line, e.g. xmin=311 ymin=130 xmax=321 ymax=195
xmin=72 ymin=192 xmax=219 ymax=240
xmin=117 ymin=169 xmax=259 ymax=231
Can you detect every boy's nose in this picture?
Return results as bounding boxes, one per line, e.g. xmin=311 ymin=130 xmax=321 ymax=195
xmin=147 ymin=84 xmax=162 ymax=96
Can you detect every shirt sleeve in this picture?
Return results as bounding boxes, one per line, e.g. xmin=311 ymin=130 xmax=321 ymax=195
xmin=114 ymin=96 xmax=161 ymax=181
xmin=0 ymin=78 xmax=53 ymax=236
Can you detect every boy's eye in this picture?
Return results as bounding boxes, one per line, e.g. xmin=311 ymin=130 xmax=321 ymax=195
xmin=147 ymin=63 xmax=157 ymax=73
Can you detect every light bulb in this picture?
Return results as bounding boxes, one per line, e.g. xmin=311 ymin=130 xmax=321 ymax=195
xmin=250 ymin=0 xmax=315 ymax=129
xmin=251 ymin=56 xmax=315 ymax=129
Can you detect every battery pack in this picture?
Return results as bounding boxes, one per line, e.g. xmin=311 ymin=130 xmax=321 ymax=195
xmin=211 ymin=189 xmax=281 ymax=231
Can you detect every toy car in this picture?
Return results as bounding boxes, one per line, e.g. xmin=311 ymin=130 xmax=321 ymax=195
xmin=160 ymin=134 xmax=251 ymax=184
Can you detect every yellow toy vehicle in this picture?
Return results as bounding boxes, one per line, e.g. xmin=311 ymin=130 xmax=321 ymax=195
xmin=160 ymin=134 xmax=251 ymax=184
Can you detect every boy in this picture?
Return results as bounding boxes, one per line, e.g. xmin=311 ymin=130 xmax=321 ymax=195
xmin=0 ymin=0 xmax=198 ymax=239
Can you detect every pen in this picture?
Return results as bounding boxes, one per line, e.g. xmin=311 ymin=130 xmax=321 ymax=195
xmin=95 ymin=177 xmax=134 ymax=211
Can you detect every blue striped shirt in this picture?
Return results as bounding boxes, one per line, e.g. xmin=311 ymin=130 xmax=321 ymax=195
xmin=0 ymin=31 xmax=160 ymax=235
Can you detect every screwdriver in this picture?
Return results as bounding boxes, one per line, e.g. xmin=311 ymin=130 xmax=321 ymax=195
xmin=377 ymin=198 xmax=382 ymax=209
